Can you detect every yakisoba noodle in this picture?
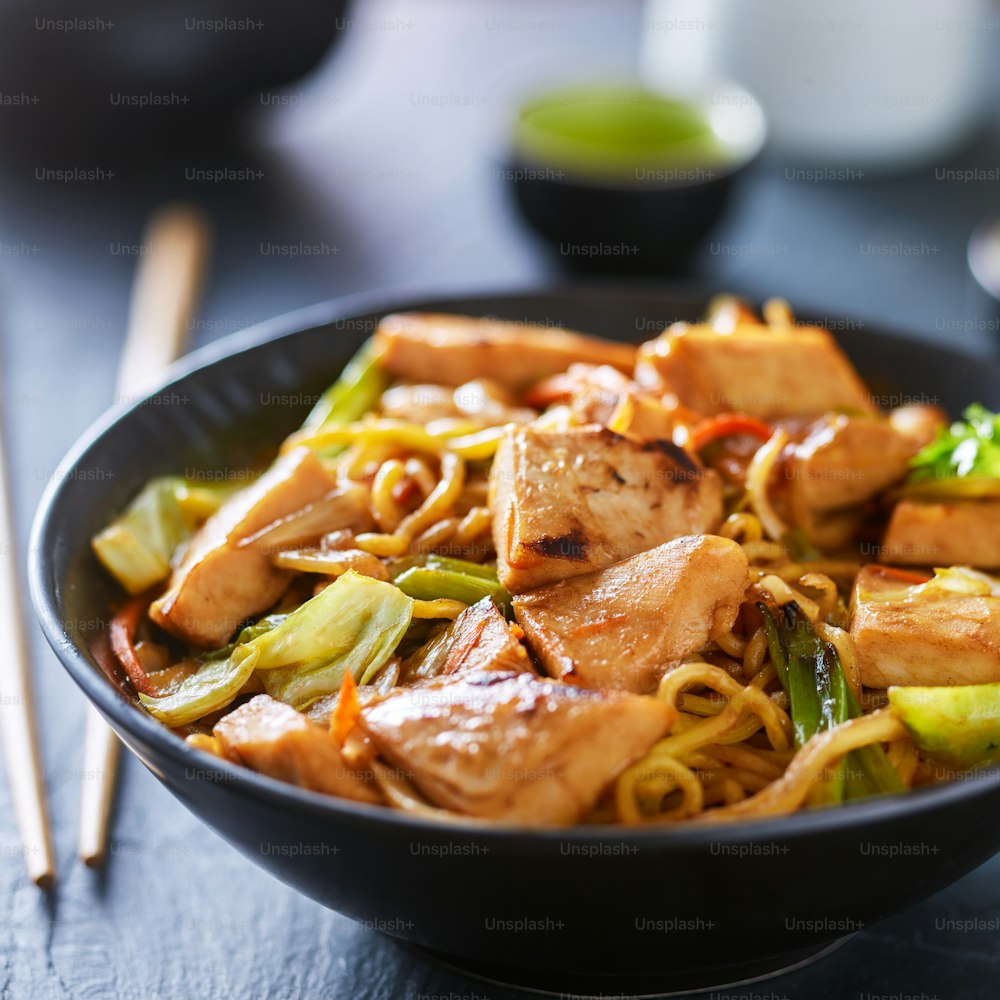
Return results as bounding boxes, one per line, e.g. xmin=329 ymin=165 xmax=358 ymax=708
xmin=91 ymin=301 xmax=1000 ymax=827
xmin=281 ymin=420 xmax=499 ymax=561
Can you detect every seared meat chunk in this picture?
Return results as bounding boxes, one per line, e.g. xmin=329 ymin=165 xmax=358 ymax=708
xmin=514 ymin=535 xmax=750 ymax=693
xmin=214 ymin=695 xmax=381 ymax=803
xmin=881 ymin=500 xmax=1000 ymax=569
xmin=887 ymin=404 xmax=948 ymax=448
xmin=635 ymin=320 xmax=875 ymax=420
xmin=563 ymin=364 xmax=677 ymax=441
xmin=490 ymin=425 xmax=723 ymax=591
xmin=400 ymin=597 xmax=534 ymax=685
xmin=562 ymin=363 xmax=631 ymax=421
xmin=359 ymin=670 xmax=673 ymax=824
xmin=850 ymin=565 xmax=1000 ymax=687
xmin=150 ymin=447 xmax=336 ymax=647
xmin=438 ymin=597 xmax=532 ymax=676
xmin=241 ymin=483 xmax=374 ymax=553
xmin=374 ymin=312 xmax=635 ymax=390
xmin=378 ymin=383 xmax=461 ymax=424
xmin=380 ymin=379 xmax=536 ymax=427
xmin=788 ymin=415 xmax=918 ymax=515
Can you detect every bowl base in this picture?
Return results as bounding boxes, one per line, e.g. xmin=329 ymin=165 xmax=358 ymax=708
xmin=411 ymin=936 xmax=849 ymax=998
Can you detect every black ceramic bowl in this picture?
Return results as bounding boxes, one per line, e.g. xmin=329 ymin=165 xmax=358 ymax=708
xmin=30 ymin=287 xmax=1000 ymax=997
xmin=505 ymin=84 xmax=767 ymax=276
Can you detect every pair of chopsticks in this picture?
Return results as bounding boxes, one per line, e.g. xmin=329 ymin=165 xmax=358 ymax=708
xmin=0 ymin=204 xmax=211 ymax=885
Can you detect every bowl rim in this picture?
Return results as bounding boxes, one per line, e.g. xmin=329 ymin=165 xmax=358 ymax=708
xmin=28 ymin=282 xmax=1000 ymax=846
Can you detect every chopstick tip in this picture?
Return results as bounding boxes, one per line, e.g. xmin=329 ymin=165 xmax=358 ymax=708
xmin=32 ymin=868 xmax=55 ymax=891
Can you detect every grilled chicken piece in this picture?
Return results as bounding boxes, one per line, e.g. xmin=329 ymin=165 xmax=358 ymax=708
xmin=452 ymin=379 xmax=538 ymax=425
xmin=561 ymin=364 xmax=677 ymax=441
xmin=561 ymin=363 xmax=630 ymax=419
xmin=239 ymin=484 xmax=374 ymax=554
xmin=888 ymin=404 xmax=948 ymax=448
xmin=881 ymin=500 xmax=1000 ymax=570
xmin=490 ymin=425 xmax=723 ymax=592
xmin=635 ymin=320 xmax=876 ymax=420
xmin=150 ymin=447 xmax=337 ymax=647
xmin=214 ymin=695 xmax=381 ymax=803
xmin=850 ymin=565 xmax=1000 ymax=687
xmin=400 ymin=598 xmax=533 ymax=684
xmin=528 ymin=364 xmax=677 ymax=440
xmin=374 ymin=312 xmax=635 ymax=390
xmin=442 ymin=597 xmax=531 ymax=676
xmin=359 ymin=670 xmax=673 ymax=824
xmin=615 ymin=395 xmax=678 ymax=442
xmin=788 ymin=415 xmax=919 ymax=515
xmin=379 ymin=383 xmax=462 ymax=424
xmin=514 ymin=535 xmax=750 ymax=693
xmin=380 ymin=379 xmax=536 ymax=427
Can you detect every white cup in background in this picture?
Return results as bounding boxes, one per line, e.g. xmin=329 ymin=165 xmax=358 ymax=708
xmin=640 ymin=0 xmax=993 ymax=168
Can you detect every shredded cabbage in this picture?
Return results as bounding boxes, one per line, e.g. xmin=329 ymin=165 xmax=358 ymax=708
xmin=92 ymin=477 xmax=233 ymax=595
xmin=140 ymin=571 xmax=413 ymax=724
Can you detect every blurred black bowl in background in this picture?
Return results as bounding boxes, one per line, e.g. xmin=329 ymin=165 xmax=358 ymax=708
xmin=508 ymin=162 xmax=744 ymax=275
xmin=504 ymin=82 xmax=767 ymax=275
xmin=0 ymin=0 xmax=350 ymax=157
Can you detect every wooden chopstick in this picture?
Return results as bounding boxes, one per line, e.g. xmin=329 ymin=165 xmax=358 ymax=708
xmin=0 ymin=418 xmax=56 ymax=888
xmin=79 ymin=204 xmax=211 ymax=868
xmin=116 ymin=205 xmax=211 ymax=401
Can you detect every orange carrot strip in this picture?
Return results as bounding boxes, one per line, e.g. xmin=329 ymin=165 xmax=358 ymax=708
xmin=110 ymin=595 xmax=157 ymax=696
xmin=332 ymin=669 xmax=361 ymax=745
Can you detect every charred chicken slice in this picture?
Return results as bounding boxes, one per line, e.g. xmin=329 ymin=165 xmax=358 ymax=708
xmin=514 ymin=535 xmax=750 ymax=693
xmin=359 ymin=670 xmax=674 ymax=825
xmin=490 ymin=425 xmax=723 ymax=592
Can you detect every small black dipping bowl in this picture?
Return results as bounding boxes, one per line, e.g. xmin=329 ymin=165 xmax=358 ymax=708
xmin=29 ymin=286 xmax=1000 ymax=997
xmin=505 ymin=84 xmax=767 ymax=275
